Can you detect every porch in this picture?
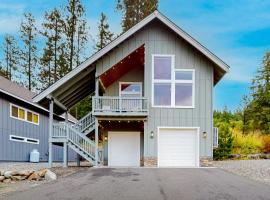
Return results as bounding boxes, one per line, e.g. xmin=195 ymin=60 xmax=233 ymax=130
xmin=92 ymin=96 xmax=148 ymax=116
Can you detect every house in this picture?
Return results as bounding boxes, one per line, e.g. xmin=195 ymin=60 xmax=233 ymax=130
xmin=33 ymin=10 xmax=229 ymax=167
xmin=0 ymin=76 xmax=77 ymax=163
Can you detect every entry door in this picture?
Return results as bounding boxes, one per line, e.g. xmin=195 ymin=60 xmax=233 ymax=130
xmin=108 ymin=132 xmax=140 ymax=166
xmin=158 ymin=128 xmax=199 ymax=167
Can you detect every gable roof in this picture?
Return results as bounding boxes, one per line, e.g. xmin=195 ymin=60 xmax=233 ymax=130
xmin=0 ymin=76 xmax=77 ymax=123
xmin=33 ymin=10 xmax=229 ymax=105
xmin=0 ymin=76 xmax=35 ymax=102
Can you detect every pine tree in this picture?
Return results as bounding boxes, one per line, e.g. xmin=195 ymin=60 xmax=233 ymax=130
xmin=1 ymin=34 xmax=20 ymax=81
xmin=116 ymin=0 xmax=158 ymax=32
xmin=95 ymin=12 xmax=114 ymax=51
xmin=40 ymin=8 xmax=66 ymax=89
xmin=239 ymin=95 xmax=252 ymax=134
xmin=20 ymin=13 xmax=38 ymax=91
xmin=250 ymin=52 xmax=270 ymax=134
xmin=76 ymin=18 xmax=88 ymax=67
xmin=65 ymin=0 xmax=88 ymax=70
xmin=39 ymin=41 xmax=53 ymax=89
xmin=213 ymin=122 xmax=234 ymax=160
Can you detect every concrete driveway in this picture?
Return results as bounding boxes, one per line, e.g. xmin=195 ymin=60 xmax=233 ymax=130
xmin=3 ymin=168 xmax=270 ymax=200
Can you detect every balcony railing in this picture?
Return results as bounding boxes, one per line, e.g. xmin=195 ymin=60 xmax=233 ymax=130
xmin=92 ymin=96 xmax=149 ymax=116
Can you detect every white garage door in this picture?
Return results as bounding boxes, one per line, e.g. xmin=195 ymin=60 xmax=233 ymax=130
xmin=158 ymin=128 xmax=199 ymax=167
xmin=108 ymin=132 xmax=140 ymax=167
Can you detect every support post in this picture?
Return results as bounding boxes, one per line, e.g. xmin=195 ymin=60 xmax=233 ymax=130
xmin=95 ymin=118 xmax=99 ymax=166
xmin=95 ymin=77 xmax=99 ymax=97
xmin=63 ymin=142 xmax=68 ymax=167
xmin=63 ymin=111 xmax=68 ymax=167
xmin=48 ymin=98 xmax=54 ymax=168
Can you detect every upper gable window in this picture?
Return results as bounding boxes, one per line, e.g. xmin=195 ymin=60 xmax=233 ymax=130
xmin=120 ymin=82 xmax=142 ymax=97
xmin=152 ymin=55 xmax=195 ymax=108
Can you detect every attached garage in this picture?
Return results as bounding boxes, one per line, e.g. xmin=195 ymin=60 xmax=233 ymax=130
xmin=158 ymin=127 xmax=200 ymax=167
xmin=108 ymin=131 xmax=141 ymax=166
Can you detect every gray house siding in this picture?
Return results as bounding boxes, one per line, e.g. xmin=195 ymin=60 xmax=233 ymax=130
xmin=95 ymin=19 xmax=214 ymax=159
xmin=0 ymin=96 xmax=76 ymax=162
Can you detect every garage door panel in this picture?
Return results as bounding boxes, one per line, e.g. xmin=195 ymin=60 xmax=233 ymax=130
xmin=108 ymin=132 xmax=140 ymax=167
xmin=158 ymin=128 xmax=199 ymax=167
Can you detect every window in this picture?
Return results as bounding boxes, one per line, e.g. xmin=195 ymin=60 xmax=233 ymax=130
xmin=10 ymin=104 xmax=39 ymax=125
xmin=10 ymin=135 xmax=39 ymax=144
xmin=119 ymin=82 xmax=142 ymax=97
xmin=152 ymin=55 xmax=195 ymax=108
xmin=174 ymin=69 xmax=194 ymax=107
xmin=11 ymin=105 xmax=18 ymax=117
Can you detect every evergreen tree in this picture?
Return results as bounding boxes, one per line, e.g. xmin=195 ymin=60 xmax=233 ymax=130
xmin=116 ymin=0 xmax=158 ymax=31
xmin=1 ymin=34 xmax=20 ymax=81
xmin=95 ymin=12 xmax=114 ymax=51
xmin=76 ymin=19 xmax=88 ymax=67
xmin=40 ymin=8 xmax=66 ymax=86
xmin=250 ymin=52 xmax=270 ymax=134
xmin=65 ymin=0 xmax=88 ymax=71
xmin=20 ymin=13 xmax=38 ymax=91
xmin=240 ymin=95 xmax=252 ymax=134
xmin=39 ymin=8 xmax=68 ymax=90
xmin=39 ymin=41 xmax=53 ymax=89
xmin=213 ymin=123 xmax=234 ymax=160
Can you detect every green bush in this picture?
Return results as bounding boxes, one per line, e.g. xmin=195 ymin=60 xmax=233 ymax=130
xmin=213 ymin=123 xmax=234 ymax=160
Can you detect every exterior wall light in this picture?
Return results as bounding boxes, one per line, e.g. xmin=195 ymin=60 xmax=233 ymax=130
xmin=202 ymin=131 xmax=207 ymax=139
xmin=150 ymin=131 xmax=154 ymax=139
xmin=104 ymin=136 xmax=108 ymax=141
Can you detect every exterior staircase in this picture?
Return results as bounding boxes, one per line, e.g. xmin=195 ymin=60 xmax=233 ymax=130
xmin=73 ymin=112 xmax=95 ymax=135
xmin=52 ymin=111 xmax=97 ymax=165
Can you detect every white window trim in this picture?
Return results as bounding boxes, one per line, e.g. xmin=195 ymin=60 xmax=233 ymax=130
xmin=151 ymin=54 xmax=195 ymax=108
xmin=119 ymin=82 xmax=142 ymax=97
xmin=9 ymin=135 xmax=39 ymax=145
xmin=10 ymin=103 xmax=40 ymax=125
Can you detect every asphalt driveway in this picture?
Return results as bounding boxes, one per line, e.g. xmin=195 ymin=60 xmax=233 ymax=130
xmin=3 ymin=168 xmax=270 ymax=200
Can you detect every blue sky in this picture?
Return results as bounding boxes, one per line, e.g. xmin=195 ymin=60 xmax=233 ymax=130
xmin=0 ymin=0 xmax=270 ymax=111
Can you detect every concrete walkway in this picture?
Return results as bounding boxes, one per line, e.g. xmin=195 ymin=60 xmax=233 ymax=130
xmin=3 ymin=168 xmax=270 ymax=200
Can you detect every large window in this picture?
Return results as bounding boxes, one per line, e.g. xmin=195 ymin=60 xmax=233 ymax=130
xmin=152 ymin=55 xmax=195 ymax=108
xmin=10 ymin=104 xmax=39 ymax=125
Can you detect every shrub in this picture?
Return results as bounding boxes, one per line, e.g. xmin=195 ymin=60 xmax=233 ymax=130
xmin=261 ymin=135 xmax=270 ymax=153
xmin=232 ymin=132 xmax=263 ymax=154
xmin=214 ymin=123 xmax=234 ymax=160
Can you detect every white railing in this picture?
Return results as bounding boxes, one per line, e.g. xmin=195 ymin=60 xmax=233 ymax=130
xmin=52 ymin=123 xmax=96 ymax=160
xmin=73 ymin=112 xmax=95 ymax=133
xmin=68 ymin=125 xmax=96 ymax=160
xmin=52 ymin=123 xmax=67 ymax=138
xmin=92 ymin=96 xmax=149 ymax=115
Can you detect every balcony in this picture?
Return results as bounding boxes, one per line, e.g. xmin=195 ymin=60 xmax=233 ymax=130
xmin=92 ymin=96 xmax=149 ymax=117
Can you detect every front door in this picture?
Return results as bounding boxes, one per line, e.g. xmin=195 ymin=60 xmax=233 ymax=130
xmin=108 ymin=131 xmax=140 ymax=166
